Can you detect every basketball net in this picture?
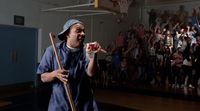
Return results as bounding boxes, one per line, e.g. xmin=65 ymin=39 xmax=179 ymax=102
xmin=118 ymin=0 xmax=133 ymax=17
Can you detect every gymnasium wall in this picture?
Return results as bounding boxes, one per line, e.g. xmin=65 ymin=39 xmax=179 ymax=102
xmin=0 ymin=0 xmax=67 ymax=62
xmin=0 ymin=0 xmax=142 ymax=61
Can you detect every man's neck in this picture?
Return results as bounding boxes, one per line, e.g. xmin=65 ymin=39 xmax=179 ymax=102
xmin=66 ymin=44 xmax=79 ymax=52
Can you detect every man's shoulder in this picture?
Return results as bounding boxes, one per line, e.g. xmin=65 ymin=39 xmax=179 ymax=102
xmin=45 ymin=42 xmax=63 ymax=52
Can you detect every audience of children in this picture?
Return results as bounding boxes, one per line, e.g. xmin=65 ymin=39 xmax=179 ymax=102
xmin=95 ymin=5 xmax=200 ymax=90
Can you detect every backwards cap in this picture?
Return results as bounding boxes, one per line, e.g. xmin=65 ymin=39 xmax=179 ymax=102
xmin=58 ymin=19 xmax=82 ymax=41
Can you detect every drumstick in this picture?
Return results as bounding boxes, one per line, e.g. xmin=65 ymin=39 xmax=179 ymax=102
xmin=49 ymin=32 xmax=76 ymax=111
xmin=100 ymin=49 xmax=107 ymax=53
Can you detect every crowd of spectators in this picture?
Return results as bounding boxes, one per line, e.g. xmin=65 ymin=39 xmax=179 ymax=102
xmin=95 ymin=5 xmax=200 ymax=90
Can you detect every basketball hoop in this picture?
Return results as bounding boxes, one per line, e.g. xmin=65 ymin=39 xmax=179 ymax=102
xmin=118 ymin=0 xmax=133 ymax=16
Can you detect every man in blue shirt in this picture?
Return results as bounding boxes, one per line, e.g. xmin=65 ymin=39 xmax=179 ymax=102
xmin=37 ymin=19 xmax=102 ymax=111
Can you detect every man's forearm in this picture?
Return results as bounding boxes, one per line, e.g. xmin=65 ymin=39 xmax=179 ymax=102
xmin=86 ymin=53 xmax=97 ymax=77
xmin=41 ymin=72 xmax=56 ymax=83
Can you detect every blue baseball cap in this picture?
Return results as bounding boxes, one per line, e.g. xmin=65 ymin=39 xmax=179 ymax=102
xmin=58 ymin=19 xmax=82 ymax=41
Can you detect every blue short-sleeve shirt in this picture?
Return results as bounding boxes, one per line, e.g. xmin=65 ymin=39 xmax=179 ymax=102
xmin=37 ymin=41 xmax=98 ymax=111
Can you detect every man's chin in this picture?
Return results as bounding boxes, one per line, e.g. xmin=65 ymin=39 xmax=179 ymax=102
xmin=79 ymin=40 xmax=84 ymax=45
xmin=75 ymin=41 xmax=84 ymax=48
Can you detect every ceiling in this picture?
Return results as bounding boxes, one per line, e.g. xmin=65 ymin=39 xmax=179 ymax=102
xmin=33 ymin=0 xmax=142 ymax=17
xmin=34 ymin=0 xmax=110 ymax=17
xmin=34 ymin=0 xmax=92 ymax=7
xmin=34 ymin=0 xmax=142 ymax=8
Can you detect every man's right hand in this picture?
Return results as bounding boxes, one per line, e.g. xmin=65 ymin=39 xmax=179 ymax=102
xmin=53 ymin=69 xmax=69 ymax=83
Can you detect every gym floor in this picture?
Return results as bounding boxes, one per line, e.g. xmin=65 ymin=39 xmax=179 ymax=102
xmin=0 ymin=83 xmax=200 ymax=111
